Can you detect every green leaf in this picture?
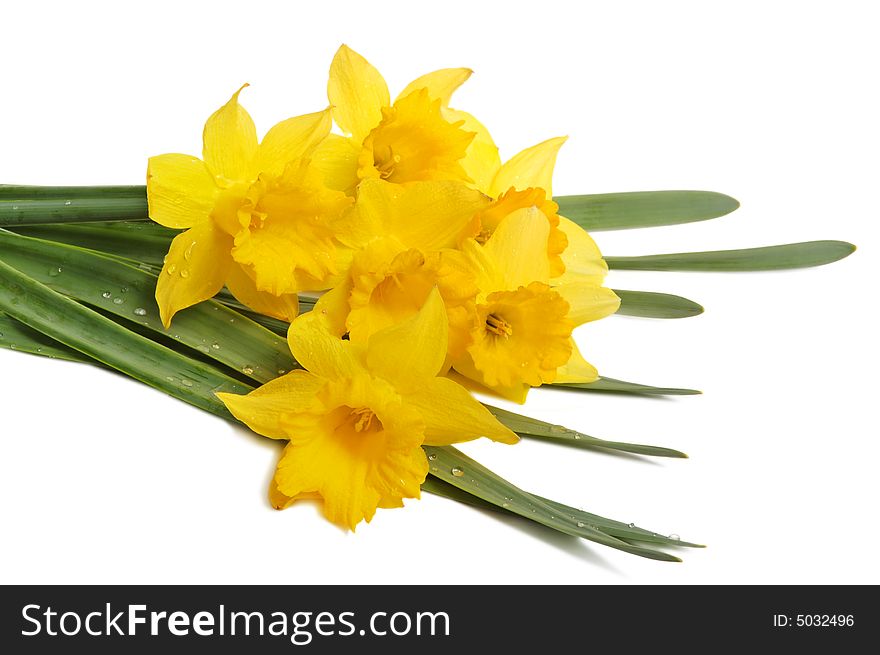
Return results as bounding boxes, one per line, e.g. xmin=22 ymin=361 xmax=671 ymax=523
xmin=0 ymin=258 xmax=251 ymax=417
xmin=553 ymin=376 xmax=701 ymax=396
xmin=0 ymin=184 xmax=148 ymax=200
xmin=555 ymin=190 xmax=739 ymax=231
xmin=606 ymin=241 xmax=856 ymax=271
xmin=0 ymin=311 xmax=91 ymax=363
xmin=422 ymin=477 xmax=700 ymax=548
xmin=11 ymin=221 xmax=176 ymax=266
xmin=0 ymin=228 xmax=296 ymax=383
xmin=613 ymin=289 xmax=703 ymax=319
xmin=0 ymin=197 xmax=149 ymax=227
xmin=485 ymin=404 xmax=687 ymax=458
xmin=423 ymin=446 xmax=685 ymax=561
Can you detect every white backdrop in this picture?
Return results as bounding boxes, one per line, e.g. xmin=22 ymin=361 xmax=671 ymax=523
xmin=1 ymin=0 xmax=876 ymax=584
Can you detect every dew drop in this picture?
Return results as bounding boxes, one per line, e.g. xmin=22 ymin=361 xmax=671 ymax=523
xmin=165 ymin=376 xmax=175 ymax=382
xmin=184 ymin=241 xmax=197 ymax=261
xmin=277 ymin=369 xmax=287 ymax=375
xmin=502 ymin=502 xmax=511 ymax=508
xmin=64 ymin=200 xmax=72 ymax=206
xmin=242 ymin=366 xmax=255 ymax=375
xmin=101 ymin=291 xmax=112 ymax=299
xmin=451 ymin=467 xmax=464 ymax=478
xmin=669 ymin=534 xmax=680 ymax=541
xmin=628 ymin=522 xmax=636 ymax=528
xmin=179 ymin=269 xmax=190 ymax=279
xmin=573 ymin=434 xmax=581 ymax=440
xmin=430 ymin=466 xmax=438 ymax=472
xmin=181 ymin=379 xmax=194 ymax=388
xmin=427 ymin=453 xmax=437 ymax=461
xmin=120 ymin=286 xmax=128 ymax=294
xmin=550 ymin=425 xmax=566 ymax=434
xmin=211 ymin=341 xmax=221 ymax=350
xmin=112 ymin=297 xmax=124 ymax=305
xmin=48 ymin=266 xmax=62 ymax=277
xmin=133 ymin=307 xmax=147 ymax=316
xmin=577 ymin=521 xmax=585 ymax=528
xmin=166 ymin=264 xmax=177 ymax=275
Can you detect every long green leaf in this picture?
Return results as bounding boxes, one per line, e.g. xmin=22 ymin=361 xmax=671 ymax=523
xmin=606 ymin=241 xmax=856 ymax=271
xmin=553 ymin=376 xmax=701 ymax=396
xmin=0 ymin=197 xmax=149 ymax=226
xmin=11 ymin=221 xmax=176 ymax=266
xmin=0 ymin=311 xmax=89 ymax=363
xmin=485 ymin=405 xmax=687 ymax=458
xmin=0 ymin=184 xmax=147 ymax=199
xmin=613 ymin=289 xmax=703 ymax=319
xmin=555 ymin=190 xmax=739 ymax=231
xmin=422 ymin=477 xmax=700 ymax=548
xmin=0 ymin=259 xmax=250 ymax=417
xmin=424 ymin=446 xmax=684 ymax=561
xmin=0 ymin=229 xmax=296 ymax=383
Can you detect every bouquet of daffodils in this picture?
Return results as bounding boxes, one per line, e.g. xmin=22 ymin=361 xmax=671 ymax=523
xmin=0 ymin=46 xmax=854 ymax=561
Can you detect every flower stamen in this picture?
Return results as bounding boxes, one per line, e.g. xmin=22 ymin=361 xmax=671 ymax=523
xmin=485 ymin=313 xmax=513 ymax=338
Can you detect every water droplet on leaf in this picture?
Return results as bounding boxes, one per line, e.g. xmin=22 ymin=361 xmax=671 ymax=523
xmin=451 ymin=467 xmax=464 ymax=477
xmin=133 ymin=307 xmax=147 ymax=316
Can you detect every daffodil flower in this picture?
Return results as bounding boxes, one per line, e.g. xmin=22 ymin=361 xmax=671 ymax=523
xmin=312 ymin=45 xmax=499 ymax=193
xmin=467 ymin=135 xmax=611 ymax=287
xmin=306 ymin=178 xmax=489 ymax=360
xmin=147 ymin=86 xmax=356 ymax=327
xmin=455 ymin=208 xmax=621 ymax=402
xmin=218 ymin=289 xmax=517 ymax=530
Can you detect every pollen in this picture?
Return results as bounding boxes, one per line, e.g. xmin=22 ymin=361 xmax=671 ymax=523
xmin=349 ymin=407 xmax=381 ymax=433
xmin=485 ymin=313 xmax=513 ymax=337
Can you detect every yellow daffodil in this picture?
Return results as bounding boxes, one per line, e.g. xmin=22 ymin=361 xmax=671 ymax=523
xmin=454 ymin=208 xmax=621 ymax=402
xmin=311 ymin=45 xmax=499 ymax=194
xmin=218 ymin=289 xmax=517 ymax=530
xmin=147 ymin=86 xmax=356 ymax=327
xmin=464 ymin=130 xmax=612 ymax=287
xmin=307 ymin=178 xmax=489 ymax=360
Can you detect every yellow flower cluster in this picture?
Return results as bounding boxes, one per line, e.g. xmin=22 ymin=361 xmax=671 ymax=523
xmin=147 ymin=45 xmax=620 ymax=530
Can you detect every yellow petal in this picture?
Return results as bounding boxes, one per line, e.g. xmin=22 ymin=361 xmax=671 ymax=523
xmin=287 ymin=310 xmax=361 ymax=380
xmin=155 ymin=222 xmax=232 ymax=328
xmin=483 ymin=206 xmax=552 ymax=287
xmin=230 ymin=162 xmax=354 ymax=295
xmin=365 ymin=287 xmax=448 ymax=389
xmin=274 ymin=375 xmax=428 ymax=530
xmin=256 ymin=108 xmax=333 ymax=178
xmin=555 ymin=339 xmax=599 ymax=383
xmin=396 ymin=67 xmax=473 ymax=105
xmin=489 ymin=136 xmax=567 ymax=198
xmin=225 ymin=262 xmax=300 ymax=322
xmin=460 ymin=238 xmax=505 ymax=297
xmin=443 ymin=108 xmax=501 ymax=194
xmin=553 ymin=216 xmax=609 ymax=284
xmin=556 ymin=284 xmax=620 ymax=325
xmin=146 ymin=154 xmax=218 ymax=229
xmin=309 ymin=276 xmax=354 ymax=337
xmin=268 ymin=477 xmax=324 ymax=510
xmin=202 ymin=85 xmax=259 ymax=182
xmin=355 ymin=179 xmax=490 ymax=251
xmin=448 ymin=357 xmax=530 ymax=404
xmin=309 ymin=134 xmax=361 ymax=196
xmin=328 ymin=45 xmax=390 ymax=142
xmin=216 ymin=369 xmax=324 ymax=439
xmin=405 ymin=377 xmax=518 ymax=445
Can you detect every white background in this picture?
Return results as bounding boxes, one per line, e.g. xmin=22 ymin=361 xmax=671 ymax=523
xmin=1 ymin=0 xmax=876 ymax=584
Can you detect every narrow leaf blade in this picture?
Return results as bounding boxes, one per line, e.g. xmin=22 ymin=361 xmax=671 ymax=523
xmin=614 ymin=289 xmax=703 ymax=319
xmin=555 ymin=190 xmax=739 ymax=231
xmin=606 ymin=241 xmax=856 ymax=272
xmin=552 ymin=376 xmax=701 ymax=396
